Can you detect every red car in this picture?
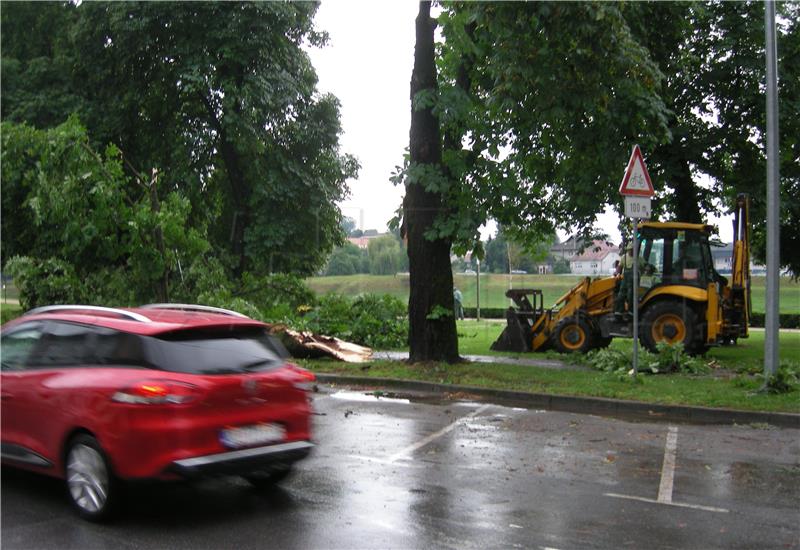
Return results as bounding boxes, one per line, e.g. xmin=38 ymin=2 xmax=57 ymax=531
xmin=1 ymin=304 xmax=315 ymax=520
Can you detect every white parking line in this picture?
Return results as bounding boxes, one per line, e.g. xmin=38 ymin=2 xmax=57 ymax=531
xmin=658 ymin=426 xmax=679 ymax=503
xmin=604 ymin=493 xmax=729 ymax=513
xmin=604 ymin=425 xmax=729 ymax=513
xmin=387 ymin=404 xmax=492 ymax=463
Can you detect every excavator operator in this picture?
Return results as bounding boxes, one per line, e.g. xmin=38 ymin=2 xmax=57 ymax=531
xmin=614 ymin=241 xmax=645 ymax=319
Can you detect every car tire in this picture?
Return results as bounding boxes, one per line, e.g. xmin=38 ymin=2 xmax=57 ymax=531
xmin=65 ymin=434 xmax=118 ymax=521
xmin=243 ymin=464 xmax=293 ymax=489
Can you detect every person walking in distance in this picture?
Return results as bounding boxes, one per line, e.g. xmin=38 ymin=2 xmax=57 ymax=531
xmin=453 ymin=287 xmax=464 ymax=320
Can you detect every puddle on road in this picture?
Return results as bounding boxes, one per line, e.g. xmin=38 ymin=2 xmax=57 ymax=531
xmin=330 ymin=390 xmax=411 ymax=405
xmin=324 ymin=386 xmax=547 ymax=416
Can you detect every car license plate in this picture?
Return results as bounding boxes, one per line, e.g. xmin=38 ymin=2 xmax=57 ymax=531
xmin=220 ymin=423 xmax=285 ymax=449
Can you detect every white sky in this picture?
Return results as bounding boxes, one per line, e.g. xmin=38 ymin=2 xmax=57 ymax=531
xmin=307 ymin=0 xmax=733 ymax=245
xmin=307 ymin=0 xmax=416 ymax=235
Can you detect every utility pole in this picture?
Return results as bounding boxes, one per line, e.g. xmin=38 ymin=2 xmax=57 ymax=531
xmin=476 ymin=258 xmax=481 ymax=321
xmin=764 ymin=0 xmax=780 ymax=379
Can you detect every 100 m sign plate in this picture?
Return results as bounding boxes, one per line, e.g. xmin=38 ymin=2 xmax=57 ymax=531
xmin=624 ymin=196 xmax=652 ymax=219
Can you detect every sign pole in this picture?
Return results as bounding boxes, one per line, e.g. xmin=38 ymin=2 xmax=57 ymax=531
xmin=632 ymin=225 xmax=639 ymax=376
xmin=619 ymin=144 xmax=654 ymax=378
xmin=764 ymin=0 xmax=780 ymax=380
xmin=476 ymin=259 xmax=481 ymax=322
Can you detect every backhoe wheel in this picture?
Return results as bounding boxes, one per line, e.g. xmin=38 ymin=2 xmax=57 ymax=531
xmin=552 ymin=317 xmax=594 ymax=354
xmin=641 ymin=301 xmax=700 ymax=354
xmin=594 ymin=335 xmax=613 ymax=349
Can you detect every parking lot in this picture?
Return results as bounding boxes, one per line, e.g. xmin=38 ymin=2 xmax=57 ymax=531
xmin=3 ymin=384 xmax=799 ymax=549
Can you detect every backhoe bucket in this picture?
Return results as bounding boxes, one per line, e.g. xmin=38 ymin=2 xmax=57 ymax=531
xmin=490 ymin=289 xmax=544 ymax=352
xmin=490 ymin=308 xmax=532 ymax=352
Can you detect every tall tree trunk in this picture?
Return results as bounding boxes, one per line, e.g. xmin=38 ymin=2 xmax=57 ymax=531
xmin=657 ymin=135 xmax=703 ymax=223
xmin=197 ymin=90 xmax=250 ymax=278
xmin=404 ymin=1 xmax=459 ymax=363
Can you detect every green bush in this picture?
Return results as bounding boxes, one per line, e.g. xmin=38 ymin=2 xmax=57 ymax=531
xmin=6 ymin=256 xmax=84 ymax=310
xmin=462 ymin=307 xmax=507 ymax=319
xmin=760 ymin=361 xmax=800 ymax=394
xmin=577 ymin=342 xmax=709 ymax=376
xmin=748 ymin=312 xmax=800 ymax=329
xmin=1 ymin=307 xmax=22 ymax=324
xmin=239 ymin=273 xmax=316 ymax=316
xmin=298 ymin=293 xmax=408 ymax=349
xmin=649 ymin=342 xmax=709 ymax=374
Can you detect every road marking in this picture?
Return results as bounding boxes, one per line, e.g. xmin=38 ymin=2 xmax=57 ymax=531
xmin=387 ymin=404 xmax=491 ymax=463
xmin=604 ymin=425 xmax=729 ymax=513
xmin=347 ymin=455 xmax=422 ymax=468
xmin=604 ymin=493 xmax=729 ymax=513
xmin=658 ymin=426 xmax=679 ymax=503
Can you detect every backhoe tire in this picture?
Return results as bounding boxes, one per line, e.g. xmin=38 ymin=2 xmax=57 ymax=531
xmin=640 ymin=301 xmax=702 ymax=355
xmin=594 ymin=335 xmax=613 ymax=349
xmin=552 ymin=317 xmax=594 ymax=354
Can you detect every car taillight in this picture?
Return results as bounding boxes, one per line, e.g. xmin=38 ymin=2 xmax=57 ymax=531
xmin=112 ymin=380 xmax=200 ymax=405
xmin=288 ymin=364 xmax=316 ymax=391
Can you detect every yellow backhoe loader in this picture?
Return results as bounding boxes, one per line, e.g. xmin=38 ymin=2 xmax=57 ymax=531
xmin=491 ymin=194 xmax=751 ymax=355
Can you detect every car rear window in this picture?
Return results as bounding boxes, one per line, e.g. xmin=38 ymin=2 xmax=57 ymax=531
xmin=143 ymin=326 xmax=288 ymax=375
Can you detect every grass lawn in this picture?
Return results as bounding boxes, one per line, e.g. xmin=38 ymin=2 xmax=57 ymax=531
xmin=298 ymin=320 xmax=800 ymax=414
xmin=307 ymin=273 xmax=800 ymax=314
xmin=456 ymin=320 xmax=800 ymax=365
xmin=2 ymin=297 xmax=796 ymax=413
xmin=0 ymin=302 xmax=21 ymax=324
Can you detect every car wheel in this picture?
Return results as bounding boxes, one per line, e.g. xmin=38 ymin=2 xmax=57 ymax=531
xmin=65 ymin=434 xmax=117 ymax=521
xmin=243 ymin=464 xmax=293 ymax=489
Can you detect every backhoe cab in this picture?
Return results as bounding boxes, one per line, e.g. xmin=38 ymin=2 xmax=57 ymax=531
xmin=491 ymin=194 xmax=751 ymax=356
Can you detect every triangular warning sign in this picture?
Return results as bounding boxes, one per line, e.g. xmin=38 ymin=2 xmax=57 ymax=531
xmin=619 ymin=145 xmax=655 ymax=197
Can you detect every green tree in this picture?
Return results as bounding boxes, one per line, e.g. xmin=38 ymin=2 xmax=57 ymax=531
xmin=341 ymin=216 xmax=358 ymax=237
xmin=695 ymin=2 xmax=799 ymax=277
xmin=398 ymin=2 xmax=669 ymax=361
xmin=623 ymin=1 xmax=798 ymax=275
xmin=367 ymin=234 xmax=407 ymax=275
xmin=324 ymin=242 xmax=367 ymax=276
xmin=0 ymin=2 xmax=81 ymax=129
xmin=402 ymin=1 xmax=459 ymax=362
xmin=2 ymin=119 xmax=210 ymax=307
xmin=1 ymin=2 xmax=359 ymax=279
xmin=483 ymin=228 xmax=554 ymax=273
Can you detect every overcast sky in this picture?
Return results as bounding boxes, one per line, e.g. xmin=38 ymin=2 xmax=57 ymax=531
xmin=307 ymin=1 xmax=733 ymax=244
xmin=307 ymin=0 xmax=417 ymax=234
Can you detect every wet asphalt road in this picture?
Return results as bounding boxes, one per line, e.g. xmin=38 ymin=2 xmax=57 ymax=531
xmin=2 ymin=385 xmax=799 ymax=550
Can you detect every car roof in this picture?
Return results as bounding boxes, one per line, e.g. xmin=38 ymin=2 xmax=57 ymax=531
xmin=6 ymin=304 xmax=266 ymax=336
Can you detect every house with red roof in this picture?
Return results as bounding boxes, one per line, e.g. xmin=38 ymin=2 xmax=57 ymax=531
xmin=569 ymin=240 xmax=620 ymax=276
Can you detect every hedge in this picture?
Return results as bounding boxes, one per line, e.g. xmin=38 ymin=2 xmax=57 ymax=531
xmin=463 ymin=307 xmax=799 ymax=329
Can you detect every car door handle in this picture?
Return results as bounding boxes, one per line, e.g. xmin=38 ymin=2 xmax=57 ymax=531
xmin=1 ymin=392 xmax=13 ymax=400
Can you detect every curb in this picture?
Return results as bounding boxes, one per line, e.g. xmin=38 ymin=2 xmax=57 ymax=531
xmin=315 ymin=373 xmax=800 ymax=429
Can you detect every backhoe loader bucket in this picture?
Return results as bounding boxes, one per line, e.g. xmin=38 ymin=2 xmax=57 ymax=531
xmin=490 ymin=289 xmax=544 ymax=353
xmin=491 ymin=309 xmax=532 ymax=352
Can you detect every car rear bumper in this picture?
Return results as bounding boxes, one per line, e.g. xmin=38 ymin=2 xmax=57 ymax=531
xmin=168 ymin=440 xmax=313 ymax=478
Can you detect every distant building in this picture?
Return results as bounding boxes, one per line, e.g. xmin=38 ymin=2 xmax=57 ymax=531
xmin=569 ymin=240 xmax=620 ymax=276
xmin=347 ymin=230 xmax=384 ymax=250
xmin=710 ymin=243 xmax=766 ymax=275
xmin=550 ymin=235 xmax=584 ymax=261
